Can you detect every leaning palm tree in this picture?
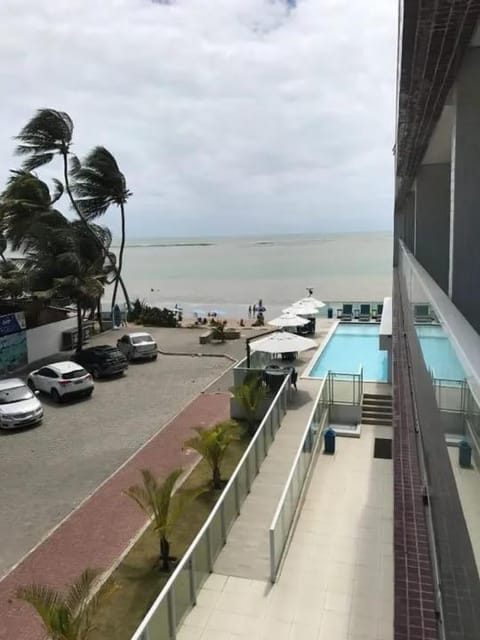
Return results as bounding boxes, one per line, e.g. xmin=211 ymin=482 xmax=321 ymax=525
xmin=125 ymin=468 xmax=202 ymax=572
xmin=14 ymin=109 xmax=130 ymax=308
xmin=17 ymin=568 xmax=113 ymax=640
xmin=70 ymin=146 xmax=131 ymax=312
xmin=184 ymin=421 xmax=239 ymax=490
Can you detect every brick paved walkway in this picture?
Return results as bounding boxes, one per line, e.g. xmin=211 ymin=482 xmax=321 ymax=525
xmin=0 ymin=391 xmax=230 ymax=640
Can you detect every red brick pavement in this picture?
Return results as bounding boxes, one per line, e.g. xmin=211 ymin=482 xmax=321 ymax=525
xmin=0 ymin=392 xmax=231 ymax=640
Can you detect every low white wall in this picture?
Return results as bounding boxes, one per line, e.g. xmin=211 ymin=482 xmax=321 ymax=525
xmin=26 ymin=317 xmax=77 ymax=363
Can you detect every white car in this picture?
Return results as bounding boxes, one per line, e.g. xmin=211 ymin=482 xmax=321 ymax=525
xmin=117 ymin=332 xmax=158 ymax=361
xmin=28 ymin=361 xmax=94 ymax=403
xmin=0 ymin=378 xmax=44 ymax=429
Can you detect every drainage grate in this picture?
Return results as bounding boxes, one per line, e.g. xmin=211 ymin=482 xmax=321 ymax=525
xmin=374 ymin=438 xmax=392 ymax=459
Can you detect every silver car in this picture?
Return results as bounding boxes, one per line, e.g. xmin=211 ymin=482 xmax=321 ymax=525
xmin=0 ymin=378 xmax=44 ymax=429
xmin=117 ymin=332 xmax=158 ymax=361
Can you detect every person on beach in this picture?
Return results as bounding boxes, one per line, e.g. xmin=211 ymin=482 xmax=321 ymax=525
xmin=253 ymin=304 xmax=256 ymax=313
xmin=248 ymin=305 xmax=252 ymax=317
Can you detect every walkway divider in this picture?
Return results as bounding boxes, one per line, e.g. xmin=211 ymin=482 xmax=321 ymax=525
xmin=131 ymin=374 xmax=292 ymax=640
xmin=269 ymin=378 xmax=329 ymax=583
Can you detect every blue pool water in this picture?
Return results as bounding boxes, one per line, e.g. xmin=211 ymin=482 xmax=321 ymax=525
xmin=309 ymin=324 xmax=388 ymax=381
xmin=416 ymin=325 xmax=465 ymax=381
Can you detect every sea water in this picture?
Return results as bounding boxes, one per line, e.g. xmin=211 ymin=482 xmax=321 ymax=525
xmin=107 ymin=231 xmax=392 ymax=318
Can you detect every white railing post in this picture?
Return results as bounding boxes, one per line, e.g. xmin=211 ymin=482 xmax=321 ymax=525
xmin=220 ymin=502 xmax=227 ymax=543
xmin=205 ymin=529 xmax=213 ymax=571
xmin=269 ymin=528 xmax=276 ymax=583
xmin=167 ymin=589 xmax=176 ymax=640
xmin=189 ymin=556 xmax=197 ymax=606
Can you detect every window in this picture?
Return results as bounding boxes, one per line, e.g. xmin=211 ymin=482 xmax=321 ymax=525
xmin=38 ymin=367 xmax=58 ymax=378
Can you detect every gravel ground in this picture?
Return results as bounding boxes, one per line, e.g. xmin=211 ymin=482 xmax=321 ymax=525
xmin=0 ymin=326 xmax=245 ymax=578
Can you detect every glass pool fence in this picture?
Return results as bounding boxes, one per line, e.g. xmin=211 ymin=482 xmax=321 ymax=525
xmin=269 ymin=378 xmax=329 ymax=582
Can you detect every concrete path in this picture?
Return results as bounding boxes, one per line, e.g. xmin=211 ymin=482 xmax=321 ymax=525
xmin=0 ymin=392 xmax=230 ymax=640
xmin=214 ymin=379 xmax=321 ymax=581
xmin=178 ymin=424 xmax=394 ymax=640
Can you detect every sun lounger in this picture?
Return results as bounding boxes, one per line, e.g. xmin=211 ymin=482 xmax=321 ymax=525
xmin=414 ymin=304 xmax=433 ymax=323
xmin=373 ymin=304 xmax=383 ymax=322
xmin=340 ymin=304 xmax=353 ymax=321
xmin=359 ymin=304 xmax=371 ymax=322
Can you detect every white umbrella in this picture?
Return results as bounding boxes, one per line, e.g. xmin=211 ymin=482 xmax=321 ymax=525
xmin=268 ymin=312 xmax=309 ymax=328
xmin=294 ymin=296 xmax=326 ymax=309
xmin=283 ymin=302 xmax=321 ymax=316
xmin=250 ymin=331 xmax=317 ymax=353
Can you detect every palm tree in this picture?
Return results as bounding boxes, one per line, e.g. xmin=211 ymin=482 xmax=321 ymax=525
xmin=0 ymin=259 xmax=27 ymax=299
xmin=14 ymin=109 xmax=130 ymax=308
xmin=0 ymin=171 xmax=69 ymax=253
xmin=184 ymin=421 xmax=239 ymax=490
xmin=233 ymin=374 xmax=266 ymax=436
xmin=71 ymin=147 xmax=131 ymax=312
xmin=16 ymin=568 xmax=113 ymax=640
xmin=125 ymin=468 xmax=202 ymax=572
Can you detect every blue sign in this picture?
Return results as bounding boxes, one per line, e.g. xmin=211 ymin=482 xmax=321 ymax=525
xmin=0 ymin=312 xmax=25 ymax=337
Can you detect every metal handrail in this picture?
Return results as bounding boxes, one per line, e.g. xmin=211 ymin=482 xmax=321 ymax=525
xmin=130 ymin=373 xmax=291 ymax=640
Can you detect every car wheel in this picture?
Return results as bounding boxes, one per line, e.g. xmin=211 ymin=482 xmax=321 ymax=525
xmin=92 ymin=367 xmax=101 ymax=380
xmin=51 ymin=388 xmax=61 ymax=403
xmin=152 ymin=354 xmax=158 ymax=361
xmin=27 ymin=379 xmax=36 ymax=391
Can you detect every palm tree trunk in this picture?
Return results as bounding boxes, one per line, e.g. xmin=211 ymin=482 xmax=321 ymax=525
xmin=76 ymin=302 xmax=83 ymax=353
xmin=97 ymin=297 xmax=103 ymax=332
xmin=62 ymin=154 xmax=131 ymax=312
xmin=160 ymin=536 xmax=171 ymax=572
xmin=213 ymin=466 xmax=222 ymax=490
xmin=111 ymin=203 xmax=127 ymax=311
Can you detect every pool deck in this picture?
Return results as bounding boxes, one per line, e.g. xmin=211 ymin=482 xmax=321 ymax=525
xmin=177 ymin=423 xmax=394 ymax=640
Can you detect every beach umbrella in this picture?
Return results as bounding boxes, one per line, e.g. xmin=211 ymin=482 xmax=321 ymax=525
xmin=250 ymin=331 xmax=317 ymax=354
xmin=268 ymin=312 xmax=309 ymax=327
xmin=294 ymin=296 xmax=326 ymax=309
xmin=282 ymin=302 xmax=321 ymax=316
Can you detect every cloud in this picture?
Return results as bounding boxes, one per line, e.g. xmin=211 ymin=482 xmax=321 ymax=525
xmin=0 ymin=0 xmax=396 ymax=237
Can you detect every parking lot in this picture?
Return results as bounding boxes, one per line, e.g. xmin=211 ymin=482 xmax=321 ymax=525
xmin=0 ymin=327 xmax=244 ymax=578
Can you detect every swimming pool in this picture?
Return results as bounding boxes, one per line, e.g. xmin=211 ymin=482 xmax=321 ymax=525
xmin=417 ymin=325 xmax=465 ymax=381
xmin=308 ymin=324 xmax=388 ymax=381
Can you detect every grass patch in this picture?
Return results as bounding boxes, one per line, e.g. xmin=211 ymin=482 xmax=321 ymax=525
xmin=89 ymin=425 xmax=249 ymax=640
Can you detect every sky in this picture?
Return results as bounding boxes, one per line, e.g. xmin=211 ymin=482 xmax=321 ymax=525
xmin=0 ymin=0 xmax=397 ymax=238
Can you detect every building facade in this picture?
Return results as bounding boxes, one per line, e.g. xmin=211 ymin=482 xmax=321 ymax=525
xmin=393 ymin=2 xmax=480 ymax=639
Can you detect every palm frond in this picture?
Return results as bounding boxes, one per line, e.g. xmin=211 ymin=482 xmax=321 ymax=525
xmin=51 ymin=178 xmax=65 ymax=204
xmin=71 ymin=146 xmax=130 ymax=219
xmin=65 ymin=568 xmax=102 ymax=615
xmin=16 ymin=583 xmax=63 ymax=635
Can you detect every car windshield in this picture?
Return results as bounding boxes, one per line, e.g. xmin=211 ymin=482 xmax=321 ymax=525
xmin=131 ymin=335 xmax=153 ymax=344
xmin=0 ymin=385 xmax=34 ymax=404
xmin=62 ymin=368 xmax=88 ymax=380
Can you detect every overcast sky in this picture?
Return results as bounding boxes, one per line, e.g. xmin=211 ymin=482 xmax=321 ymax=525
xmin=0 ymin=0 xmax=396 ymax=239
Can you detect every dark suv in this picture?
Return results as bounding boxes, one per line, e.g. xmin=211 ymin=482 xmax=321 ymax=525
xmin=73 ymin=345 xmax=128 ymax=379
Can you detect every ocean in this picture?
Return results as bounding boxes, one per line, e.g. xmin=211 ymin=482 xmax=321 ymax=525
xmin=108 ymin=231 xmax=393 ymax=319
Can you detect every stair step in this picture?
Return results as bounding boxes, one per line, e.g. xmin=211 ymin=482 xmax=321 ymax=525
xmin=362 ymin=413 xmax=393 ymax=422
xmin=363 ymin=393 xmax=392 ymax=400
xmin=363 ymin=396 xmax=392 ymax=404
xmin=362 ymin=416 xmax=393 ymax=426
xmin=362 ymin=404 xmax=392 ymax=414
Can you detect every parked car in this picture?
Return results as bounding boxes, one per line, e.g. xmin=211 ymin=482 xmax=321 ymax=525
xmin=72 ymin=345 xmax=128 ymax=379
xmin=117 ymin=332 xmax=158 ymax=361
xmin=28 ymin=361 xmax=94 ymax=403
xmin=0 ymin=378 xmax=43 ymax=429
